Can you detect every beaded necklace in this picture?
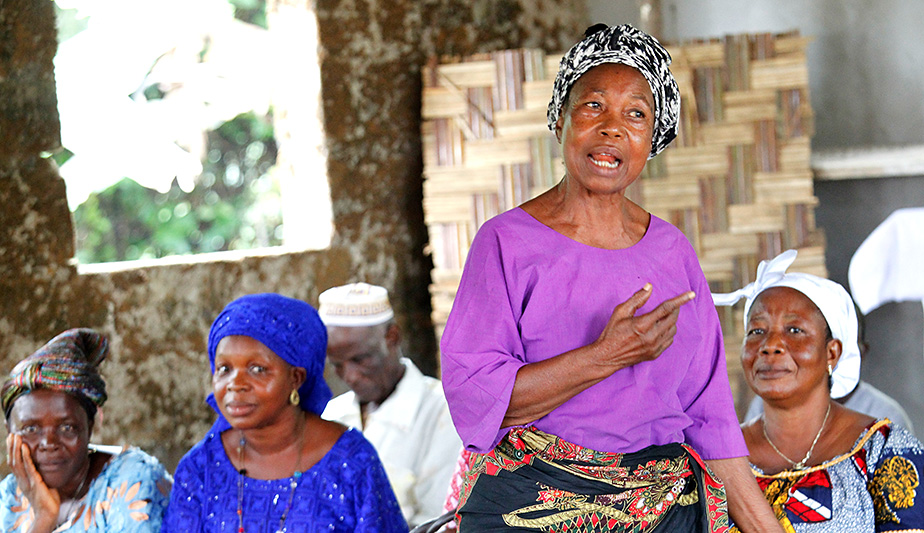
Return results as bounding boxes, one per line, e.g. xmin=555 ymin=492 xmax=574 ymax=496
xmin=236 ymin=430 xmax=304 ymax=533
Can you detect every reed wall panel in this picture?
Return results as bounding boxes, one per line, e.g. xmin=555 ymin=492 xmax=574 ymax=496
xmin=421 ymin=32 xmax=823 ymax=411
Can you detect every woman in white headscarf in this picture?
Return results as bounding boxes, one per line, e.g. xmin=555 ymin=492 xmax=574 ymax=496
xmin=715 ymin=250 xmax=924 ymax=532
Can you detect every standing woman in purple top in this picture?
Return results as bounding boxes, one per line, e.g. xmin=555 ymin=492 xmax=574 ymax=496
xmin=440 ymin=24 xmax=784 ymax=532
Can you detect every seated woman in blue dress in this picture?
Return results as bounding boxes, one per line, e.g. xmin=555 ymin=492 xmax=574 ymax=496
xmin=162 ymin=293 xmax=407 ymax=532
xmin=1 ymin=328 xmax=172 ymax=532
xmin=715 ymin=250 xmax=924 ymax=532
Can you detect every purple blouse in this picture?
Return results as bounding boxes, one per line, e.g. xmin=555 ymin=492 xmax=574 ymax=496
xmin=440 ymin=208 xmax=747 ymax=460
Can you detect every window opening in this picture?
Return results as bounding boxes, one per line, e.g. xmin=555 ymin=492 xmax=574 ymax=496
xmin=53 ymin=0 xmax=332 ymax=265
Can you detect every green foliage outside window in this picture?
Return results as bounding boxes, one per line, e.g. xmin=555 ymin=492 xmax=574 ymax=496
xmin=64 ymin=0 xmax=281 ymax=264
xmin=72 ymin=112 xmax=282 ymax=264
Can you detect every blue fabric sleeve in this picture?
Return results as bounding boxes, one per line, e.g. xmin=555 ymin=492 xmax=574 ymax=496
xmin=161 ymin=442 xmax=206 ymax=532
xmin=90 ymin=449 xmax=171 ymax=532
xmin=0 ymin=474 xmax=23 ymax=531
xmin=350 ymin=436 xmax=409 ymax=532
xmin=871 ymin=424 xmax=924 ymax=531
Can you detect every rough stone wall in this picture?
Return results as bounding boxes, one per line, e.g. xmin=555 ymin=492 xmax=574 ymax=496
xmin=0 ymin=0 xmax=75 ymax=349
xmin=0 ymin=0 xmax=585 ymax=471
xmin=312 ymin=0 xmax=587 ymax=376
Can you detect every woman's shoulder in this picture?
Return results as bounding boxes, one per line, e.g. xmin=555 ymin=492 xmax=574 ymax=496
xmin=643 ymin=215 xmax=697 ymax=255
xmin=89 ymin=446 xmax=171 ymax=494
xmin=739 ymin=417 xmax=762 ymax=447
xmin=326 ymin=426 xmax=376 ymax=458
xmin=476 ymin=207 xmax=537 ymax=239
xmin=101 ymin=447 xmax=168 ymax=476
xmin=865 ymin=419 xmax=924 ymax=460
xmin=85 ymin=445 xmax=172 ymax=527
xmin=816 ymin=418 xmax=922 ymax=472
xmin=464 ymin=208 xmax=554 ymax=266
xmin=881 ymin=419 xmax=922 ymax=445
xmin=174 ymin=427 xmax=227 ymax=475
xmin=307 ymin=427 xmax=386 ymax=483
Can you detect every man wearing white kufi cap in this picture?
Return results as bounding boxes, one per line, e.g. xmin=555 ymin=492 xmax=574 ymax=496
xmin=319 ymin=283 xmax=462 ymax=527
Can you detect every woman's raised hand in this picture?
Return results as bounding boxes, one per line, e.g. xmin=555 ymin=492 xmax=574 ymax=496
xmin=502 ymin=284 xmax=696 ymax=428
xmin=6 ymin=433 xmax=60 ymax=533
xmin=593 ymin=284 xmax=695 ymax=370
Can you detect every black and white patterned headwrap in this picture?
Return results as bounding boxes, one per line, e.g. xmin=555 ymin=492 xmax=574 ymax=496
xmin=547 ymin=24 xmax=680 ymax=159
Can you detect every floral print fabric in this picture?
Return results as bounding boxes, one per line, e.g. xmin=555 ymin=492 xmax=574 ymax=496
xmin=0 ymin=447 xmax=171 ymax=532
xmin=732 ymin=420 xmax=924 ymax=532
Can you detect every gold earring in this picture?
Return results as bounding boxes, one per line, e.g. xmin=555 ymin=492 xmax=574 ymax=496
xmin=289 ymin=389 xmax=300 ymax=406
xmin=827 ymin=364 xmax=833 ymax=376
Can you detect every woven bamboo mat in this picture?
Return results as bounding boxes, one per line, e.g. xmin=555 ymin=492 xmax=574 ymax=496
xmin=422 ymin=32 xmax=824 ymax=410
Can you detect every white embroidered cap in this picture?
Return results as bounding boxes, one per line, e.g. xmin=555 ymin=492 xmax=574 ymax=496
xmin=318 ymin=283 xmax=395 ymax=327
xmin=712 ymin=250 xmax=861 ymax=399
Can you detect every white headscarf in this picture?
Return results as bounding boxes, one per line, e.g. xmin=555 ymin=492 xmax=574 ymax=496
xmin=712 ymin=249 xmax=861 ymax=398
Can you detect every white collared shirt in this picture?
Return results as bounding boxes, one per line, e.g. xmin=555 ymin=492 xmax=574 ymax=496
xmin=322 ymin=358 xmax=462 ymax=527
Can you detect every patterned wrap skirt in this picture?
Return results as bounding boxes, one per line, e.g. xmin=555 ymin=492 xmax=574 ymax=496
xmin=456 ymin=427 xmax=730 ymax=533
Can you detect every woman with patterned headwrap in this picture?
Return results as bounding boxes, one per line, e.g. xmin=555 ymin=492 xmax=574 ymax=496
xmin=0 ymin=328 xmax=172 ymax=532
xmin=714 ymin=250 xmax=924 ymax=532
xmin=161 ymin=293 xmax=407 ymax=532
xmin=440 ymin=24 xmax=784 ymax=532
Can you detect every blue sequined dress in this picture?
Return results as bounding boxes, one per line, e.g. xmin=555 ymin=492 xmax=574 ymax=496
xmin=162 ymin=427 xmax=407 ymax=532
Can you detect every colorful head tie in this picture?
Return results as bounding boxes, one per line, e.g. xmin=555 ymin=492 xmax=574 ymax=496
xmin=712 ymin=250 xmax=861 ymax=398
xmin=206 ymin=293 xmax=331 ymax=432
xmin=547 ymin=23 xmax=680 ymax=159
xmin=318 ymin=282 xmax=394 ymax=328
xmin=1 ymin=328 xmax=109 ymax=419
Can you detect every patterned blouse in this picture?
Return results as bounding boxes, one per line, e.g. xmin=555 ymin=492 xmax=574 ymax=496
xmin=733 ymin=419 xmax=924 ymax=532
xmin=0 ymin=446 xmax=171 ymax=532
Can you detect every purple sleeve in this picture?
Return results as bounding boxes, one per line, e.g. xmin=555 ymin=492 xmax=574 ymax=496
xmin=440 ymin=224 xmax=527 ymax=453
xmin=677 ymin=253 xmax=748 ymax=460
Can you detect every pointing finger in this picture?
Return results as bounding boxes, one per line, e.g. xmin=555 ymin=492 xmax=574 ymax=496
xmin=645 ymin=291 xmax=695 ymax=321
xmin=613 ymin=283 xmax=653 ymax=317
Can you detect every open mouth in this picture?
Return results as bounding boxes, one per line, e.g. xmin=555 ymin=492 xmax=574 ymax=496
xmin=589 ymin=153 xmax=621 ymax=169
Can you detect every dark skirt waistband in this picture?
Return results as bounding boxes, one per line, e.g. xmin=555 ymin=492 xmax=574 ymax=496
xmin=457 ymin=427 xmax=730 ymax=532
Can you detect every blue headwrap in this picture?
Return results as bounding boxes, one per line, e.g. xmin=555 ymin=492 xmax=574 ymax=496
xmin=205 ymin=293 xmax=331 ymax=432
